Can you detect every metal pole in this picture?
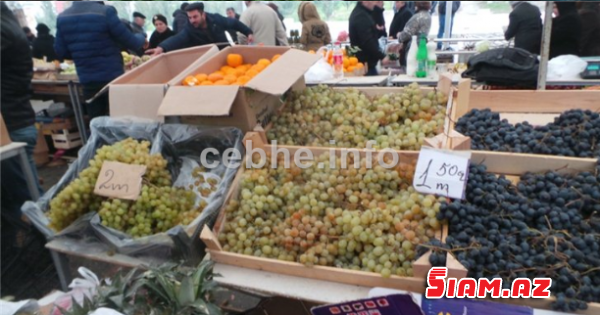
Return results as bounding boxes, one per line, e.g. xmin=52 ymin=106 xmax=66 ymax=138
xmin=442 ymin=1 xmax=453 ymax=50
xmin=537 ymin=1 xmax=554 ymax=90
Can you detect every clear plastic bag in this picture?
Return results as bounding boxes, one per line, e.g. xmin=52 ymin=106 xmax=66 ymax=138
xmin=547 ymin=55 xmax=588 ymax=80
xmin=23 ymin=117 xmax=243 ymax=262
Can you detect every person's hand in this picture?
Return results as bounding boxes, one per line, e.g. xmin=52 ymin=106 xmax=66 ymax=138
xmin=376 ymin=25 xmax=384 ymax=31
xmin=143 ymin=40 xmax=149 ymax=50
xmin=145 ymin=46 xmax=164 ymax=56
xmin=247 ymin=34 xmax=254 ymax=44
xmin=387 ymin=43 xmax=403 ymax=54
xmin=381 ymin=55 xmax=391 ymax=65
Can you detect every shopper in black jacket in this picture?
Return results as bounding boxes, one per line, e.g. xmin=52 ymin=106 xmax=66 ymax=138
xmin=505 ymin=1 xmax=542 ymax=55
xmin=390 ymin=1 xmax=414 ymax=67
xmin=550 ymin=2 xmax=582 ymax=58
xmin=372 ymin=1 xmax=387 ymax=38
xmin=579 ymin=2 xmax=600 ymax=57
xmin=173 ymin=3 xmax=189 ymax=34
xmin=436 ymin=1 xmax=460 ymax=50
xmin=1 ymin=2 xmax=43 ymax=223
xmin=149 ymin=14 xmax=175 ymax=49
xmin=349 ymin=1 xmax=390 ymax=76
xmin=32 ymin=23 xmax=59 ymax=62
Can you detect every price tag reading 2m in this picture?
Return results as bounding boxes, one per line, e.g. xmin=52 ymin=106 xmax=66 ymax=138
xmin=413 ymin=147 xmax=471 ymax=199
xmin=94 ymin=161 xmax=147 ymax=200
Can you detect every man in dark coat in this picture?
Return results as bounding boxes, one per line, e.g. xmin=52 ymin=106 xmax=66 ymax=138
xmin=1 ymin=2 xmax=43 ymax=224
xmin=147 ymin=2 xmax=254 ymax=54
xmin=132 ymin=12 xmax=147 ymax=37
xmin=504 ymin=1 xmax=542 ymax=55
xmin=579 ymin=2 xmax=600 ymax=57
xmin=372 ymin=1 xmax=387 ymax=38
xmin=350 ymin=1 xmax=390 ymax=76
xmin=173 ymin=3 xmax=189 ymax=34
xmin=55 ymin=1 xmax=146 ymax=119
xmin=550 ymin=2 xmax=583 ymax=58
xmin=32 ymin=23 xmax=59 ymax=62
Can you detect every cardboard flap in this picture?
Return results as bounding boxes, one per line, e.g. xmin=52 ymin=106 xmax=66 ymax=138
xmin=109 ymin=85 xmax=165 ymax=122
xmin=245 ymin=49 xmax=320 ymax=95
xmin=158 ymin=86 xmax=239 ymax=116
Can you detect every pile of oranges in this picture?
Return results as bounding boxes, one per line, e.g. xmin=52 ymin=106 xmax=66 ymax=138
xmin=308 ymin=48 xmax=365 ymax=75
xmin=182 ymin=53 xmax=281 ymax=86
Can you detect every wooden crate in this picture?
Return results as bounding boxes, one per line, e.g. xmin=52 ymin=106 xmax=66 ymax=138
xmin=449 ymin=78 xmax=600 ymax=160
xmin=439 ymin=153 xmax=599 ymax=314
xmin=51 ymin=128 xmax=82 ymax=150
xmin=253 ymin=74 xmax=457 ymax=153
xmin=201 ymin=132 xmax=447 ymax=293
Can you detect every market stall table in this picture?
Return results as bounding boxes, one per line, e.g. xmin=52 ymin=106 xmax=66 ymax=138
xmin=306 ymin=75 xmax=389 ymax=86
xmin=0 ymin=142 xmax=41 ymax=201
xmin=212 ymin=262 xmax=578 ymax=315
xmin=392 ymin=73 xmax=461 ymax=86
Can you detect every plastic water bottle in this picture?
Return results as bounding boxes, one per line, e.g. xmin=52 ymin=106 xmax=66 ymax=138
xmin=406 ymin=35 xmax=418 ymax=77
xmin=427 ymin=41 xmax=437 ymax=79
xmin=333 ymin=43 xmax=344 ymax=79
xmin=416 ymin=35 xmax=428 ymax=78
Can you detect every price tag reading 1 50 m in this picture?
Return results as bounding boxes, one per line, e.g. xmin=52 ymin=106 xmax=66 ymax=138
xmin=413 ymin=147 xmax=471 ymax=199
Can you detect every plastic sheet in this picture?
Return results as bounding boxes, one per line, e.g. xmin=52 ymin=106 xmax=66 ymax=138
xmin=23 ymin=117 xmax=243 ymax=262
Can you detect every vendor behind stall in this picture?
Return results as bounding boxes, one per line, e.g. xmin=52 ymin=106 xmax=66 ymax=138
xmin=32 ymin=23 xmax=59 ymax=62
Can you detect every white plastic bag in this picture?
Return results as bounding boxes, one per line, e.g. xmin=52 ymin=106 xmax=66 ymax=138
xmin=304 ymin=57 xmax=335 ymax=83
xmin=90 ymin=308 xmax=125 ymax=315
xmin=547 ymin=55 xmax=588 ymax=80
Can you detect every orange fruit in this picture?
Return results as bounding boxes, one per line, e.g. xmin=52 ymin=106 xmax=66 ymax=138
xmin=257 ymin=59 xmax=271 ymax=67
xmin=347 ymin=66 xmax=356 ymax=72
xmin=308 ymin=50 xmax=316 ymax=54
xmin=208 ymin=73 xmax=224 ymax=82
xmin=227 ymin=54 xmax=243 ymax=68
xmin=342 ymin=48 xmax=347 ymax=56
xmin=224 ymin=74 xmax=237 ymax=84
xmin=236 ymin=75 xmax=251 ymax=85
xmin=253 ymin=64 xmax=266 ymax=72
xmin=200 ymin=80 xmax=213 ymax=86
xmin=234 ymin=68 xmax=246 ymax=76
xmin=246 ymin=69 xmax=259 ymax=78
xmin=271 ymin=54 xmax=281 ymax=62
xmin=194 ymin=73 xmax=208 ymax=82
xmin=182 ymin=76 xmax=198 ymax=86
xmin=221 ymin=66 xmax=234 ymax=73
xmin=225 ymin=68 xmax=238 ymax=76
xmin=355 ymin=62 xmax=364 ymax=69
xmin=349 ymin=57 xmax=359 ymax=66
xmin=343 ymin=58 xmax=350 ymax=68
xmin=213 ymin=80 xmax=230 ymax=86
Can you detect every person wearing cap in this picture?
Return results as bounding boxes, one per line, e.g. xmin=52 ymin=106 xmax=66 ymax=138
xmin=55 ymin=1 xmax=146 ymax=119
xmin=132 ymin=11 xmax=147 ymax=37
xmin=32 ymin=23 xmax=59 ymax=62
xmin=149 ymin=14 xmax=175 ymax=49
xmin=504 ymin=1 xmax=542 ymax=54
xmin=147 ymin=2 xmax=254 ymax=55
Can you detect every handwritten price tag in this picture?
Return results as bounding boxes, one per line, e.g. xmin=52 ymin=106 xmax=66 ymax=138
xmin=413 ymin=147 xmax=471 ymax=199
xmin=94 ymin=161 xmax=147 ymax=200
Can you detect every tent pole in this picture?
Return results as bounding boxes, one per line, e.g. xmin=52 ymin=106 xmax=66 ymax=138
xmin=537 ymin=1 xmax=554 ymax=90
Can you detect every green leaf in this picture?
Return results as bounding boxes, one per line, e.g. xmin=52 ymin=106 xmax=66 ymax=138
xmin=156 ymin=274 xmax=178 ymax=306
xmin=206 ymin=302 xmax=223 ymax=315
xmin=177 ymin=276 xmax=195 ymax=306
xmin=138 ymin=279 xmax=171 ymax=302
xmin=192 ymin=261 xmax=214 ymax=299
xmin=108 ymin=295 xmax=124 ymax=308
xmin=189 ymin=299 xmax=210 ymax=314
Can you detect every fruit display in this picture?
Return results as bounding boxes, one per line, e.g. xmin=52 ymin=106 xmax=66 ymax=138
xmin=122 ymin=51 xmax=151 ymax=70
xmin=432 ymin=159 xmax=600 ymax=311
xmin=309 ymin=47 xmax=365 ymax=75
xmin=47 ymin=138 xmax=217 ymax=237
xmin=455 ymin=109 xmax=600 ymax=157
xmin=266 ymin=83 xmax=448 ymax=150
xmin=219 ymin=152 xmax=444 ymax=278
xmin=181 ymin=53 xmax=281 ymax=86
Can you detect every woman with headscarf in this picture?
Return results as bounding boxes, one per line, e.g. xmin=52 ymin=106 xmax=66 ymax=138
xmin=550 ymin=2 xmax=582 ymax=58
xmin=504 ymin=1 xmax=542 ymax=54
xmin=32 ymin=23 xmax=59 ymax=62
xmin=149 ymin=14 xmax=175 ymax=49
xmin=578 ymin=2 xmax=600 ymax=57
xmin=298 ymin=1 xmax=332 ymax=51
xmin=396 ymin=1 xmax=432 ymax=43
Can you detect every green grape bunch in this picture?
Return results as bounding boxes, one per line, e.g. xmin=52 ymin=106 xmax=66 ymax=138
xmin=267 ymin=83 xmax=448 ymax=150
xmin=48 ymin=138 xmax=205 ymax=237
xmin=220 ymin=152 xmax=444 ymax=278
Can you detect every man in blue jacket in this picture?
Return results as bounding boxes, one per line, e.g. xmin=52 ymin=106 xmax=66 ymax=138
xmin=54 ymin=1 xmax=147 ymax=120
xmin=146 ymin=2 xmax=254 ymax=55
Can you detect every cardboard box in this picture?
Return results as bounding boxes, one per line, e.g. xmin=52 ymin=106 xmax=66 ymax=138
xmin=0 ymin=114 xmax=11 ymax=147
xmin=158 ymin=46 xmax=320 ymax=132
xmin=97 ymin=45 xmax=219 ymax=122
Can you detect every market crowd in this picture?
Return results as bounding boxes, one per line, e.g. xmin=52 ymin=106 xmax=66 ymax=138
xmin=1 ymin=1 xmax=600 ymax=249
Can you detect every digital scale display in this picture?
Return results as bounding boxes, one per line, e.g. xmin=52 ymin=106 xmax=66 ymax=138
xmin=581 ymin=62 xmax=600 ymax=79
